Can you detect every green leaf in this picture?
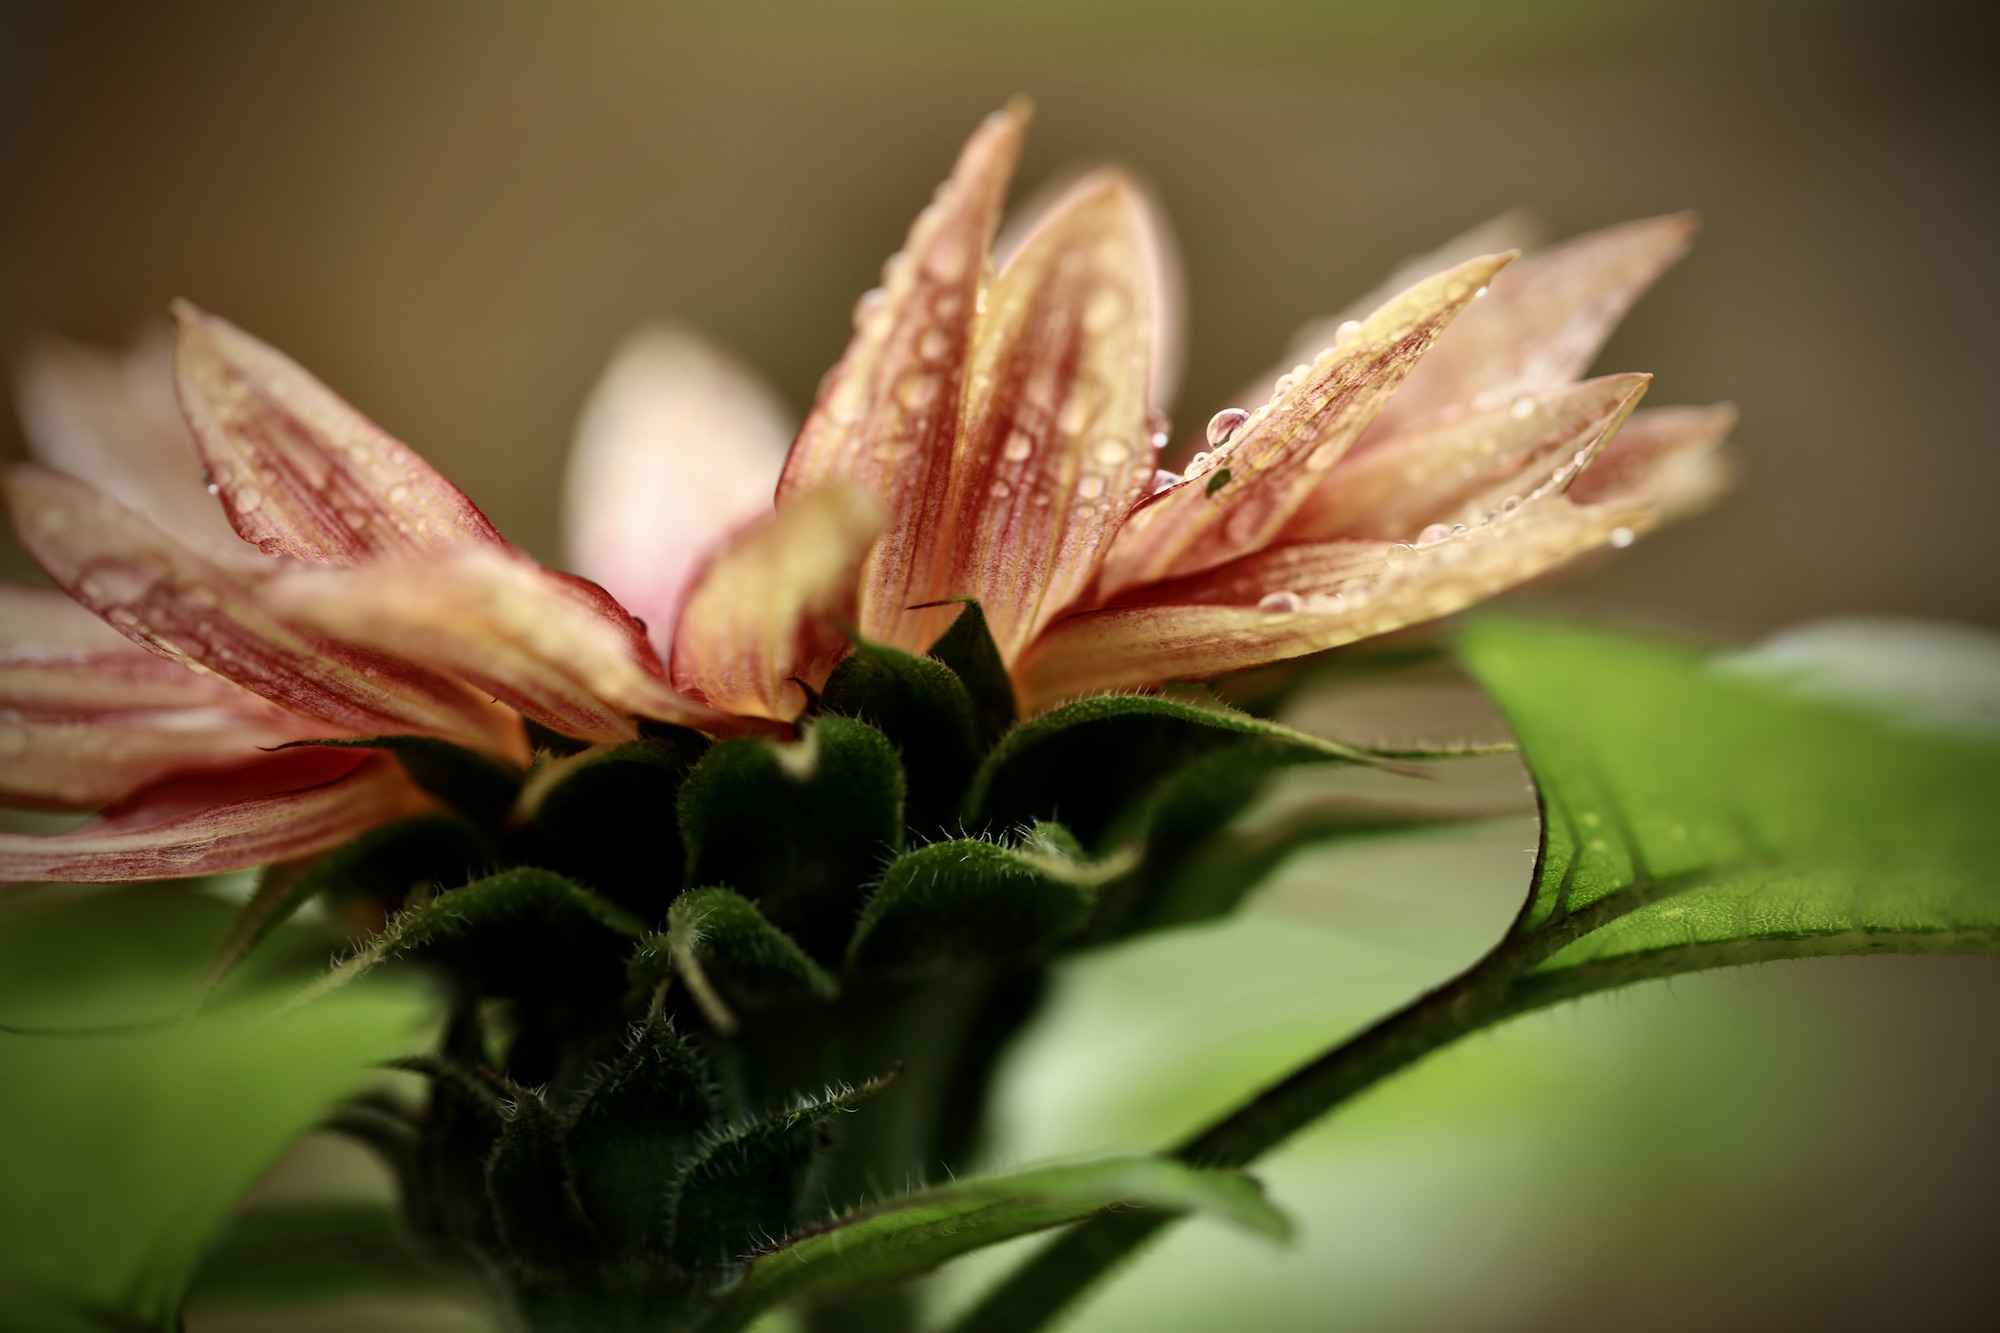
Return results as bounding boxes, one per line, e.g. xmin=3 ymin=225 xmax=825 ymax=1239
xmin=186 ymin=1199 xmax=455 ymax=1309
xmin=635 ymin=888 xmax=838 ymax=1033
xmin=0 ymin=885 xmax=424 ymax=1330
xmin=564 ymin=1020 xmax=717 ymax=1256
xmin=678 ymin=716 xmax=906 ymax=963
xmin=276 ymin=868 xmax=645 ymax=1016
xmin=1457 ymin=617 xmax=2000 ymax=1007
xmin=846 ymin=830 xmax=1121 ymax=979
xmin=527 ymin=733 xmax=710 ymax=921
xmin=695 ymin=1154 xmax=1288 ymax=1332
xmin=822 ymin=640 xmax=984 ymax=834
xmin=281 ymin=735 xmax=525 ymax=825
xmin=967 ymin=693 xmax=1384 ymax=848
xmin=924 ymin=599 xmax=1017 ymax=746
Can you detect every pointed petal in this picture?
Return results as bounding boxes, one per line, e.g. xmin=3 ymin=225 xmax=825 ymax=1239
xmin=1566 ymin=403 xmax=1737 ymax=518
xmin=3 ymin=464 xmax=518 ymax=752
xmin=171 ymin=302 xmax=506 ymax=564
xmin=1285 ymin=373 xmax=1651 ymax=541
xmin=1097 ymin=252 xmax=1515 ymax=597
xmin=1017 ymin=491 xmax=1649 ymax=710
xmin=1356 ymin=213 xmax=1697 ymax=447
xmin=267 ymin=547 xmax=725 ymax=743
xmin=0 ymin=706 xmax=326 ymax=811
xmin=562 ymin=323 xmax=793 ymax=656
xmin=0 ymin=749 xmax=430 ymax=885
xmin=775 ymin=101 xmax=1028 ymax=652
xmin=670 ymin=484 xmax=886 ymax=721
xmin=936 ymin=172 xmax=1163 ymax=661
xmin=15 ymin=330 xmax=250 ymax=559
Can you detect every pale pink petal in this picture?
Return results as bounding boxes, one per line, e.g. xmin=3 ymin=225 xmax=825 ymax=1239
xmin=775 ymin=102 xmax=1028 ymax=653
xmin=0 ymin=749 xmax=431 ymax=885
xmin=670 ymin=485 xmax=886 ymax=721
xmin=1096 ymin=252 xmax=1515 ymax=597
xmin=3 ymin=465 xmax=519 ymax=753
xmin=1354 ymin=213 xmax=1697 ymax=448
xmin=172 ymin=302 xmax=506 ymax=564
xmin=1284 ymin=373 xmax=1651 ymax=542
xmin=267 ymin=547 xmax=726 ymax=743
xmin=562 ymin=323 xmax=793 ymax=657
xmin=935 ymin=172 xmax=1164 ymax=661
xmin=0 ymin=584 xmax=139 ymax=656
xmin=1566 ymin=403 xmax=1737 ymax=518
xmin=15 ymin=329 xmax=250 ymax=559
xmin=0 ymin=707 xmax=327 ymax=811
xmin=1017 ymin=489 xmax=1650 ymax=710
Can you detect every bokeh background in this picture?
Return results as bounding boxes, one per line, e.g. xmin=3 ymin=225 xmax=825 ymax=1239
xmin=2 ymin=1 xmax=1996 ymax=1330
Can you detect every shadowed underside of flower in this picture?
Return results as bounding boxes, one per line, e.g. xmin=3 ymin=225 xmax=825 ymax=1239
xmin=0 ymin=99 xmax=1731 ymax=885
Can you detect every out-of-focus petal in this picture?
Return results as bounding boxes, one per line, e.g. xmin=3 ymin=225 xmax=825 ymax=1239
xmin=267 ymin=547 xmax=725 ymax=743
xmin=1097 ymin=253 xmax=1514 ymax=597
xmin=562 ymin=322 xmax=793 ymax=657
xmin=936 ymin=171 xmax=1162 ymax=661
xmin=0 ymin=584 xmax=138 ymax=656
xmin=670 ymin=485 xmax=886 ymax=722
xmin=0 ymin=749 xmax=430 ymax=885
xmin=1286 ymin=373 xmax=1651 ymax=541
xmin=1566 ymin=403 xmax=1737 ymax=519
xmin=1 ymin=708 xmax=325 ymax=811
xmin=3 ymin=464 xmax=517 ymax=752
xmin=1017 ymin=489 xmax=1649 ymax=710
xmin=15 ymin=330 xmax=249 ymax=559
xmin=775 ymin=101 xmax=1028 ymax=653
xmin=172 ymin=301 xmax=506 ymax=564
xmin=1356 ymin=213 xmax=1697 ymax=448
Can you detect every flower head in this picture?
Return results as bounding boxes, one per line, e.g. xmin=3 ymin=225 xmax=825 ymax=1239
xmin=0 ymin=102 xmax=1730 ymax=884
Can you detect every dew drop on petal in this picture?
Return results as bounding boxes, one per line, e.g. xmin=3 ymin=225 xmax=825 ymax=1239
xmin=1419 ymin=523 xmax=1452 ymax=544
xmin=919 ymin=328 xmax=952 ymax=362
xmin=206 ymin=483 xmax=220 ymax=496
xmin=1206 ymin=408 xmax=1251 ymax=448
xmin=1474 ymin=285 xmax=1489 ymax=298
xmin=1510 ymin=397 xmax=1536 ymax=420
xmin=1151 ymin=469 xmax=1184 ymax=493
xmin=1334 ymin=319 xmax=1363 ymax=345
xmin=1257 ymin=589 xmax=1303 ymax=614
xmin=1385 ymin=543 xmax=1416 ymax=568
xmin=1500 ymin=495 xmax=1522 ymax=514
xmin=852 ymin=287 xmax=887 ymax=327
xmin=1185 ymin=450 xmax=1213 ymax=477
xmin=1077 ymin=474 xmax=1106 ymax=499
xmin=1609 ymin=526 xmax=1635 ymax=548
xmin=235 ymin=487 xmax=264 ymax=513
xmin=1094 ymin=438 xmax=1131 ymax=466
xmin=1003 ymin=432 xmax=1034 ymax=462
xmin=1452 ymin=523 xmax=1468 ymax=535
xmin=1341 ymin=577 xmax=1376 ymax=601
xmin=989 ymin=479 xmax=1011 ymax=499
xmin=1151 ymin=431 xmax=1170 ymax=450
xmin=1304 ymin=591 xmax=1345 ymax=613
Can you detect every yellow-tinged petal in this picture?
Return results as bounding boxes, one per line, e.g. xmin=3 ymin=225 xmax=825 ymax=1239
xmin=1567 ymin=403 xmax=1737 ymax=519
xmin=670 ymin=485 xmax=887 ymax=722
xmin=775 ymin=101 xmax=1028 ymax=653
xmin=2 ymin=465 xmax=519 ymax=754
xmin=1355 ymin=213 xmax=1697 ymax=448
xmin=1097 ymin=252 xmax=1515 ymax=597
xmin=1286 ymin=373 xmax=1651 ymax=541
xmin=266 ymin=547 xmax=723 ymax=744
xmin=935 ymin=171 xmax=1162 ymax=661
xmin=172 ymin=301 xmax=506 ymax=564
xmin=563 ymin=323 xmax=794 ymax=657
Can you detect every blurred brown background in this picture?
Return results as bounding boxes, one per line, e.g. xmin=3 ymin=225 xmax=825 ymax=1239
xmin=3 ymin=3 xmax=1996 ymax=1331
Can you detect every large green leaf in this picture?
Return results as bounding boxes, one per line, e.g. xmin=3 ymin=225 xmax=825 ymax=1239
xmin=185 ymin=1199 xmax=455 ymax=1309
xmin=695 ymin=1154 xmax=1289 ymax=1332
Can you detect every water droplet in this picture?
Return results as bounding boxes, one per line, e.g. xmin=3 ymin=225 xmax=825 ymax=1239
xmin=1451 ymin=523 xmax=1468 ymax=535
xmin=235 ymin=487 xmax=264 ymax=513
xmin=206 ymin=483 xmax=220 ymax=496
xmin=1500 ymin=495 xmax=1521 ymax=514
xmin=1151 ymin=431 xmax=1170 ymax=450
xmin=899 ymin=376 xmax=940 ymax=409
xmin=1003 ymin=432 xmax=1034 ymax=461
xmin=1094 ymin=438 xmax=1131 ymax=466
xmin=919 ymin=328 xmax=951 ymax=362
xmin=853 ymin=287 xmax=886 ymax=327
xmin=989 ymin=479 xmax=1011 ymax=499
xmin=1385 ymin=543 xmax=1415 ymax=568
xmin=1304 ymin=591 xmax=1345 ymax=613
xmin=1206 ymin=408 xmax=1250 ymax=447
xmin=1341 ymin=577 xmax=1376 ymax=601
xmin=1609 ymin=526 xmax=1635 ymax=548
xmin=1510 ymin=397 xmax=1535 ymax=420
xmin=1482 ymin=511 xmax=1499 ymax=526
xmin=1151 ymin=470 xmax=1184 ymax=493
xmin=1258 ymin=590 xmax=1302 ymax=614
xmin=1077 ymin=474 xmax=1106 ymax=499
xmin=1334 ymin=319 xmax=1363 ymax=345
xmin=1419 ymin=523 xmax=1452 ymax=543
xmin=1185 ymin=451 xmax=1214 ymax=477
xmin=1474 ymin=285 xmax=1489 ymax=298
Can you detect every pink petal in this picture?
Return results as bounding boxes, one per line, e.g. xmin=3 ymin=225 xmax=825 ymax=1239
xmin=934 ymin=171 xmax=1165 ymax=661
xmin=1096 ymin=252 xmax=1515 ymax=597
xmin=15 ymin=330 xmax=251 ymax=560
xmin=1353 ymin=213 xmax=1697 ymax=449
xmin=774 ymin=102 xmax=1028 ymax=653
xmin=267 ymin=546 xmax=726 ymax=743
xmin=1017 ymin=490 xmax=1649 ymax=711
xmin=670 ymin=485 xmax=886 ymax=722
xmin=0 ymin=583 xmax=139 ymax=656
xmin=172 ymin=302 xmax=506 ymax=564
xmin=1566 ymin=403 xmax=1737 ymax=517
xmin=1284 ymin=373 xmax=1652 ymax=542
xmin=0 ymin=707 xmax=327 ymax=811
xmin=0 ymin=749 xmax=431 ymax=885
xmin=4 ymin=464 xmax=519 ymax=752
xmin=562 ymin=323 xmax=793 ymax=657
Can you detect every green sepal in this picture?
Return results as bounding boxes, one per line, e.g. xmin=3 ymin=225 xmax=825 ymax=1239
xmin=822 ymin=640 xmax=983 ymax=834
xmin=631 ymin=888 xmax=838 ymax=1032
xmin=186 ymin=1199 xmax=454 ymax=1309
xmin=487 ymin=1089 xmax=596 ymax=1271
xmin=678 ymin=717 xmax=905 ymax=963
xmin=526 ymin=733 xmax=710 ymax=921
xmin=966 ymin=694 xmax=1382 ymax=848
xmin=564 ymin=1019 xmax=717 ymax=1257
xmin=278 ymin=736 xmax=525 ymax=826
xmin=303 ymin=814 xmax=504 ymax=910
xmin=923 ymin=599 xmax=1016 ymax=746
xmin=389 ymin=1034 xmax=509 ymax=1258
xmin=846 ymin=828 xmax=1115 ymax=978
xmin=667 ymin=1076 xmax=893 ymax=1274
xmin=694 ymin=1154 xmax=1289 ymax=1332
